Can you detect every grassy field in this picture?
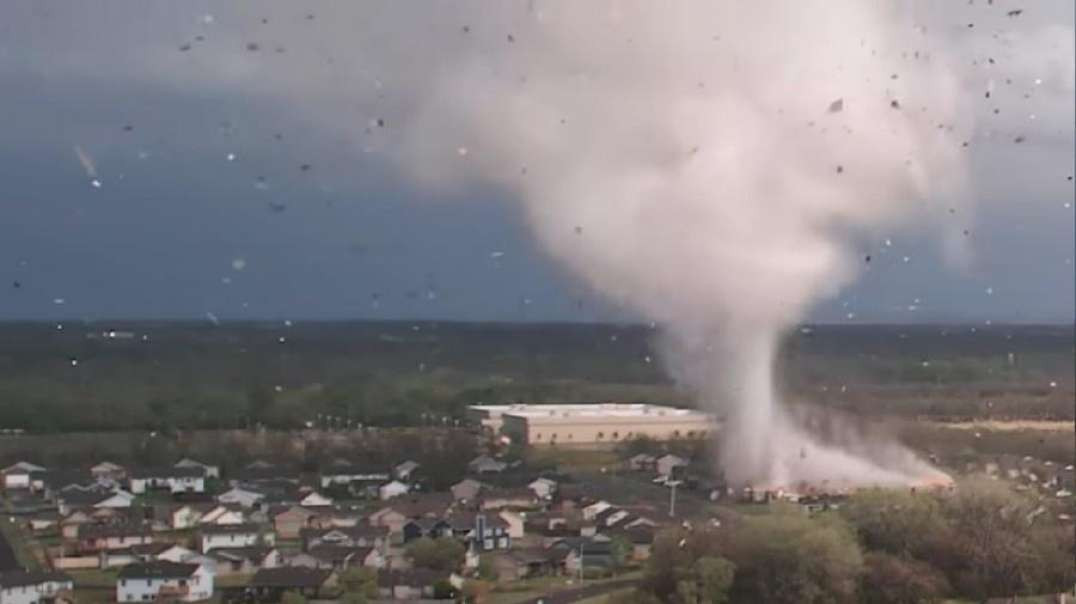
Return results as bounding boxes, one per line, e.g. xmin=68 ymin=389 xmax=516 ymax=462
xmin=0 ymin=321 xmax=1068 ymax=439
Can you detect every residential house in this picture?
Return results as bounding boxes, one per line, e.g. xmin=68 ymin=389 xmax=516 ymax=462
xmin=318 ymin=464 xmax=390 ymax=490
xmin=467 ymin=455 xmax=507 ymax=475
xmin=174 ymin=458 xmax=219 ymax=479
xmin=451 ymin=479 xmax=484 ymax=502
xmin=129 ymin=467 xmax=206 ymax=495
xmin=628 ymin=454 xmax=657 ymax=472
xmin=300 ymin=526 xmax=388 ymax=551
xmin=621 ymin=527 xmax=655 ymax=561
xmin=655 ymin=454 xmax=687 ymax=478
xmin=527 ymin=477 xmax=557 ymax=500
xmin=200 ymin=524 xmax=275 ymax=553
xmin=198 ymin=504 xmax=245 ymax=526
xmin=272 ymin=506 xmax=326 ymax=540
xmin=27 ymin=512 xmax=59 ymax=534
xmin=479 ymin=488 xmax=536 ymax=510
xmin=210 ymin=547 xmax=280 ymax=577
xmin=0 ymin=570 xmax=73 ymax=604
xmin=56 ymin=486 xmax=134 ymax=516
xmin=582 ymin=501 xmax=614 ymax=522
xmin=368 ymin=495 xmax=453 ymax=534
xmin=116 ymin=561 xmax=213 ymax=603
xmin=289 ymin=545 xmax=383 ymax=571
xmin=498 ymin=510 xmax=525 ymax=539
xmin=103 ymin=543 xmax=186 ymax=570
xmin=249 ymin=567 xmax=336 ymax=602
xmin=377 ymin=569 xmax=447 ymax=601
xmin=394 ymin=461 xmax=420 ymax=481
xmin=552 ymin=537 xmax=616 ymax=574
xmin=489 ymin=549 xmax=557 ymax=581
xmin=1 ymin=462 xmax=45 ymax=490
xmin=216 ymin=486 xmax=265 ymax=509
xmin=90 ymin=462 xmax=127 ymax=483
xmin=298 ymin=492 xmax=332 ymax=508
xmin=378 ymin=481 xmax=409 ymax=501
xmin=76 ymin=523 xmax=154 ymax=554
xmin=156 ymin=504 xmax=204 ymax=531
xmin=401 ymin=518 xmax=451 ymax=543
xmin=444 ymin=512 xmax=510 ymax=552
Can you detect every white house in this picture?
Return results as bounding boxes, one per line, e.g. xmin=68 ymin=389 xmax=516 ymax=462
xmin=394 ymin=461 xmax=420 ymax=481
xmin=582 ymin=500 xmax=613 ymax=521
xmin=90 ymin=461 xmax=127 ymax=482
xmin=200 ymin=524 xmax=274 ymax=553
xmin=116 ymin=561 xmax=213 ymax=603
xmin=318 ymin=466 xmax=390 ymax=489
xmin=527 ymin=477 xmax=557 ymax=500
xmin=129 ymin=467 xmax=205 ymax=495
xmin=199 ymin=505 xmax=245 ymax=526
xmin=0 ymin=570 xmax=72 ymax=604
xmin=1 ymin=462 xmax=45 ymax=490
xmin=217 ymin=486 xmax=265 ymax=508
xmin=175 ymin=458 xmax=220 ymax=479
xmin=378 ymin=481 xmax=409 ymax=500
xmin=656 ymin=454 xmax=687 ymax=478
xmin=468 ymin=455 xmax=507 ymax=474
xmin=299 ymin=492 xmax=333 ymax=508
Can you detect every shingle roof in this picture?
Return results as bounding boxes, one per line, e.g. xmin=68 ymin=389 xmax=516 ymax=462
xmin=251 ymin=567 xmax=331 ymax=588
xmin=117 ymin=561 xmax=199 ymax=580
xmin=377 ymin=568 xmax=447 ymax=588
xmin=307 ymin=545 xmax=374 ymax=564
xmin=210 ymin=546 xmax=275 ymax=564
xmin=200 ymin=523 xmax=262 ymax=535
xmin=0 ymin=570 xmax=71 ymax=589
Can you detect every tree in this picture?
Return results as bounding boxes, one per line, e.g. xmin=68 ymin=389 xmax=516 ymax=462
xmin=722 ymin=512 xmax=863 ymax=604
xmin=406 ymin=537 xmax=466 ymax=572
xmin=609 ymin=534 xmax=633 ymax=570
xmin=944 ymin=478 xmax=1039 ymax=601
xmin=339 ymin=567 xmax=379 ymax=600
xmin=694 ymin=557 xmax=735 ymax=604
xmin=841 ymin=488 xmax=949 ymax=560
xmin=859 ymin=552 xmax=950 ymax=604
xmin=281 ymin=592 xmax=307 ymax=604
xmin=476 ymin=555 xmax=499 ymax=580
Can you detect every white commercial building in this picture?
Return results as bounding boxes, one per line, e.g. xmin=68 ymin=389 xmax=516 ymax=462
xmin=116 ymin=561 xmax=213 ymax=603
xmin=468 ymin=403 xmax=717 ymax=446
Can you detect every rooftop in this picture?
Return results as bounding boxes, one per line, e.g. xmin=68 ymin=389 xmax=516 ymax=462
xmin=117 ymin=561 xmax=199 ymax=580
xmin=470 ymin=403 xmax=714 ymax=421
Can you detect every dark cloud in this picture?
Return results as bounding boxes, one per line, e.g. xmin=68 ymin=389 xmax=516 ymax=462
xmin=0 ymin=1 xmax=1071 ymax=323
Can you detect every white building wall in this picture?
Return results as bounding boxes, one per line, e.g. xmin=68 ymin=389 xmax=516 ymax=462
xmin=116 ymin=566 xmax=213 ymax=603
xmin=0 ymin=580 xmax=74 ymax=604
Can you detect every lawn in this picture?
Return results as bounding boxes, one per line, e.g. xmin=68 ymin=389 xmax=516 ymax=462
xmin=489 ymin=571 xmax=642 ymax=604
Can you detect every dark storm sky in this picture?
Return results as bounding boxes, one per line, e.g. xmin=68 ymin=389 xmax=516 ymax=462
xmin=0 ymin=2 xmax=1072 ymax=324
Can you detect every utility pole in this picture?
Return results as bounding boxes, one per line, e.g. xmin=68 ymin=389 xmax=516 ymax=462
xmin=578 ymin=542 xmax=584 ymax=584
xmin=668 ymin=480 xmax=680 ymax=517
